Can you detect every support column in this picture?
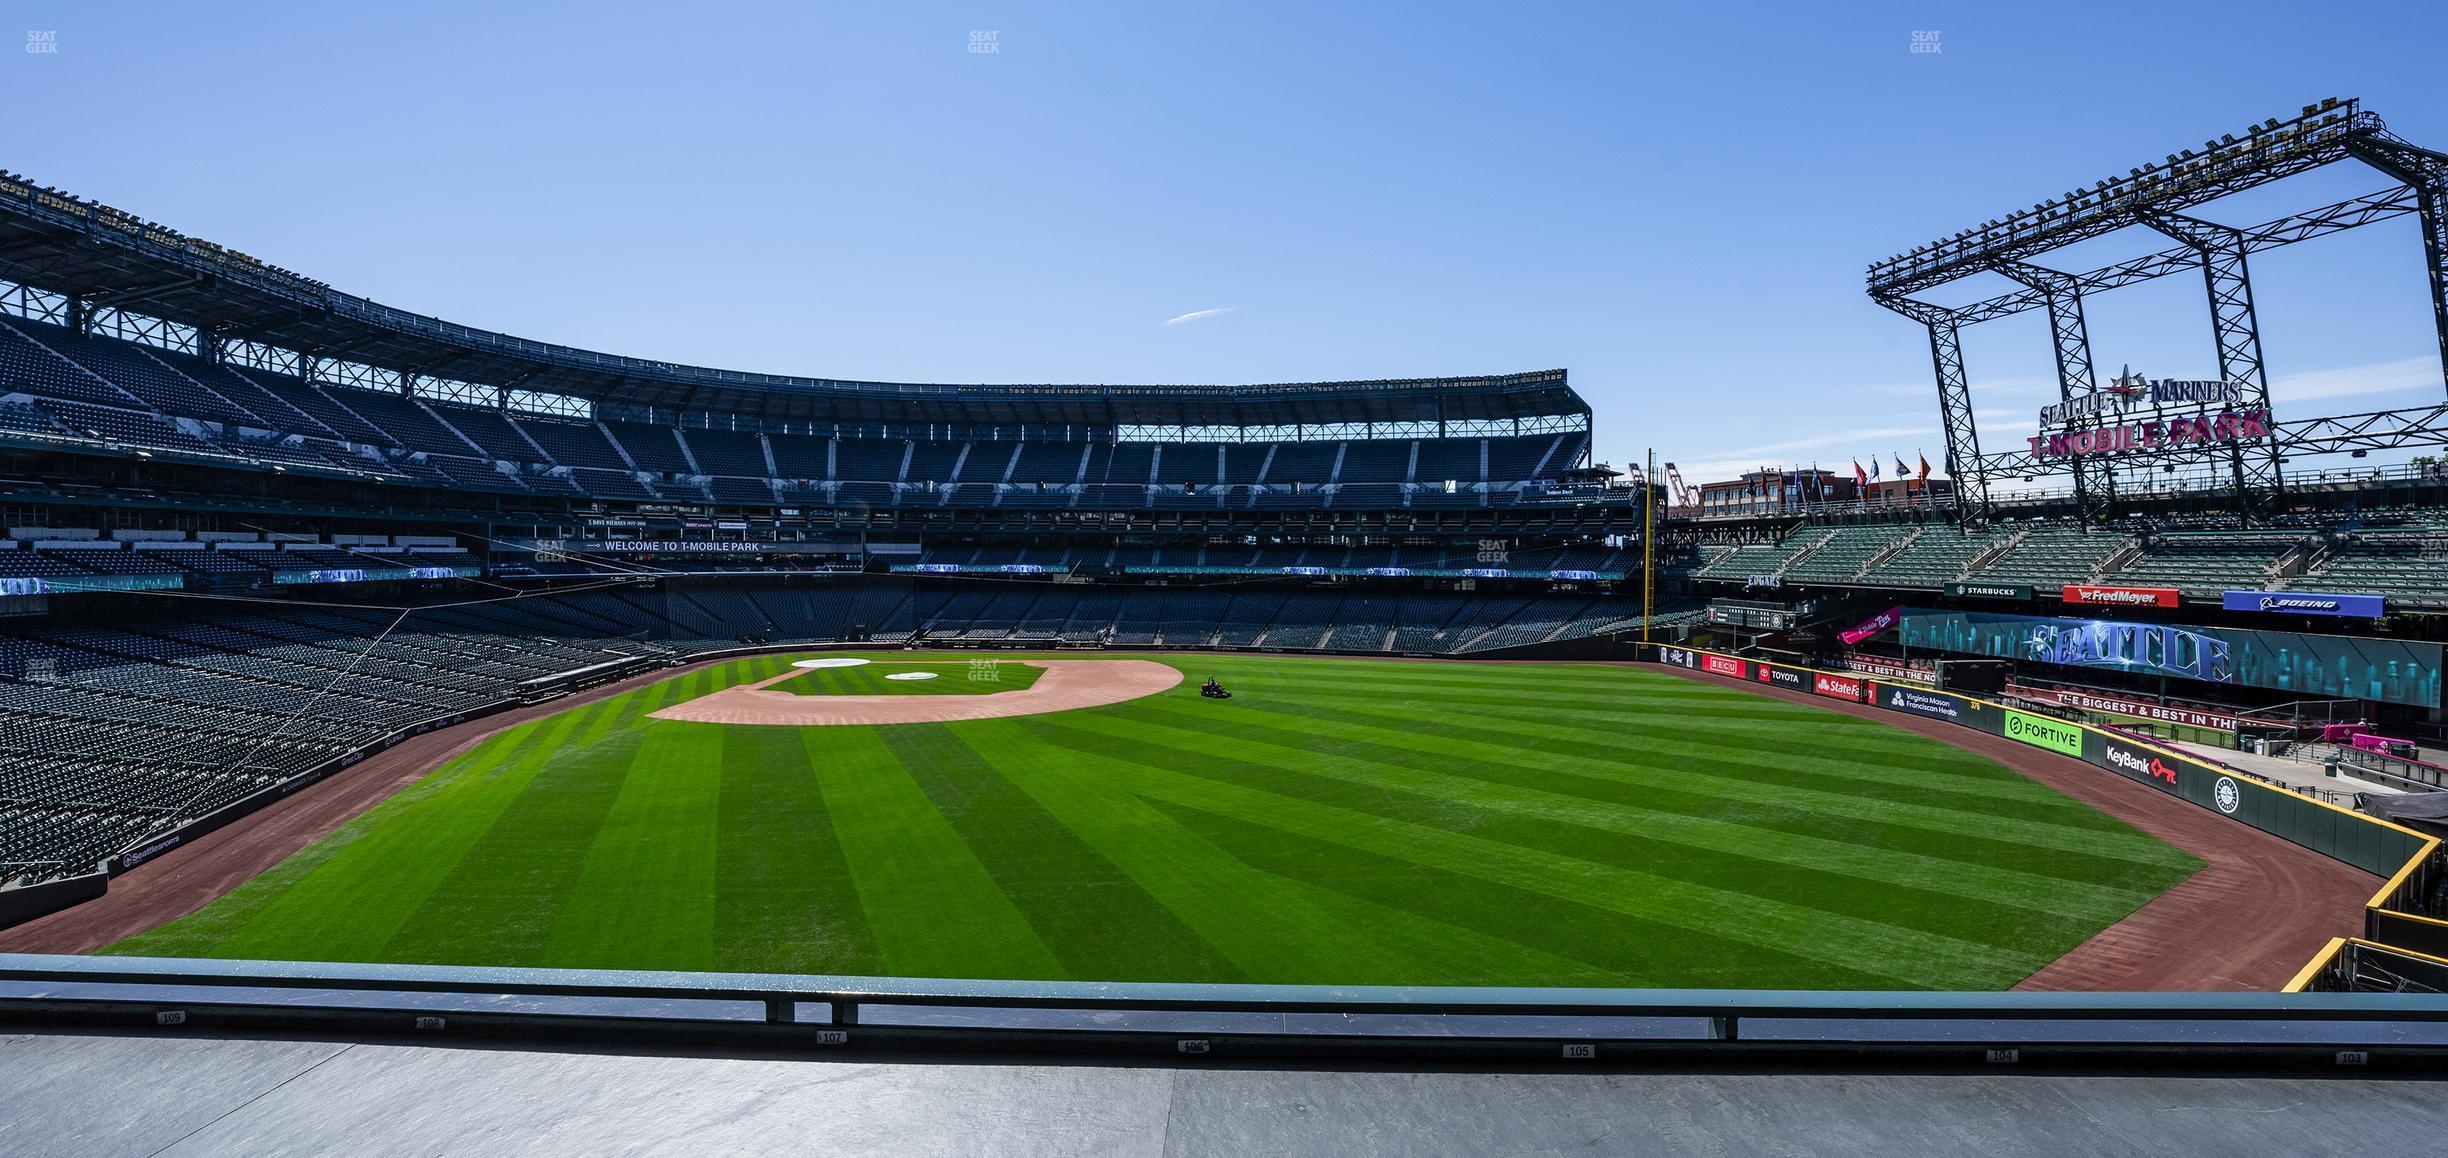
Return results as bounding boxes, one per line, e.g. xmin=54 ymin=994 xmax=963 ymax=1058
xmin=2345 ymin=136 xmax=2448 ymax=395
xmin=1872 ymin=295 xmax=1986 ymax=526
xmin=2139 ymin=210 xmax=2284 ymax=523
xmin=1996 ymin=261 xmax=2115 ymax=525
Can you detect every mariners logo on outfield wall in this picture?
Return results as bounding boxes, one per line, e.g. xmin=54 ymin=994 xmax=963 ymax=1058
xmin=2213 ymin=776 xmax=2241 ymax=815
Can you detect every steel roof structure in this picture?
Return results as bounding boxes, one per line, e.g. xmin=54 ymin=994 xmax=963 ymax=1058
xmin=1867 ymin=98 xmax=2448 ymax=526
xmin=0 ymin=173 xmax=1585 ymax=430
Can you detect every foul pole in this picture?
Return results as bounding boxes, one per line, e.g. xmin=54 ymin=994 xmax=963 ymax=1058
xmin=1642 ymin=447 xmax=1656 ymax=646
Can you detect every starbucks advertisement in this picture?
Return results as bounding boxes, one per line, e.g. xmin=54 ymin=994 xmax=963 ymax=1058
xmin=1897 ymin=610 xmax=2444 ymax=708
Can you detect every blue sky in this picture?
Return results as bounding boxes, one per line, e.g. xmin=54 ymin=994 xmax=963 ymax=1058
xmin=3 ymin=2 xmax=2444 ymax=484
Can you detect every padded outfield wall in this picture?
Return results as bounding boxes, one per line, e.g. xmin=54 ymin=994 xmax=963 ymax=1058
xmin=1645 ymin=645 xmax=2448 ymax=982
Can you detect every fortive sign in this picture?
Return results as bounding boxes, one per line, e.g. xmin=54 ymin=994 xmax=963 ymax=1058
xmin=2063 ymin=585 xmax=2181 ymax=609
xmin=2221 ymin=590 xmax=2385 ymax=618
xmin=2003 ymin=710 xmax=2085 ymax=756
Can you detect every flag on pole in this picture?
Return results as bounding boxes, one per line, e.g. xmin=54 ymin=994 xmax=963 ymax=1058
xmin=1869 ymin=457 xmax=1882 ymax=482
xmin=1894 ymin=454 xmax=1910 ymax=478
xmin=1852 ymin=458 xmax=1867 ymax=487
xmin=1916 ymin=451 xmax=1932 ymax=482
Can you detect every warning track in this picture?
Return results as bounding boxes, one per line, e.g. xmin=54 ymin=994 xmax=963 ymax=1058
xmin=1649 ymin=664 xmax=2376 ymax=991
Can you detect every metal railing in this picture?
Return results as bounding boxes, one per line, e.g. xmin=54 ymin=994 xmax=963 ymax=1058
xmin=4 ymin=954 xmax=2448 ymax=1063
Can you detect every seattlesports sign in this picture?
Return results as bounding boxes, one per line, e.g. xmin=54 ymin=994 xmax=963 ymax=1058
xmin=2026 ymin=375 xmax=2271 ymax=463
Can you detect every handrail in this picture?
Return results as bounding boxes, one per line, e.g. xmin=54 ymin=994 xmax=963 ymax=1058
xmin=3 ymin=952 xmax=2443 ymax=1018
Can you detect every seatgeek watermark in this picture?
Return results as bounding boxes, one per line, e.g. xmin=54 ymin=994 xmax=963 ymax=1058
xmin=26 ymin=30 xmax=58 ymax=54
xmin=969 ymin=30 xmax=999 ymax=54
xmin=1909 ymin=30 xmax=1940 ymax=54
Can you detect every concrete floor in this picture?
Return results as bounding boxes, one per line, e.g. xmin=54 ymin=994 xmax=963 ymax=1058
xmin=4 ymin=1030 xmax=2445 ymax=1157
xmin=2170 ymin=740 xmax=2404 ymax=797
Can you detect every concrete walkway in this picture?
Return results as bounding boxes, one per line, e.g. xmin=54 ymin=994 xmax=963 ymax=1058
xmin=10 ymin=1030 xmax=2448 ymax=1157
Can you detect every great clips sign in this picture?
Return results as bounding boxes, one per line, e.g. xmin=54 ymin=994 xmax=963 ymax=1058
xmin=2222 ymin=590 xmax=2385 ymax=619
xmin=2063 ymin=585 xmax=2181 ymax=609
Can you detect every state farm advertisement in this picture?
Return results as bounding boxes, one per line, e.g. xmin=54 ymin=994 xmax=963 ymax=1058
xmin=1812 ymin=673 xmax=1866 ymax=702
xmin=2061 ymin=584 xmax=2182 ymax=609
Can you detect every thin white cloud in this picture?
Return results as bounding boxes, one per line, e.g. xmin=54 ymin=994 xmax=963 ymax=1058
xmin=1163 ymin=307 xmax=1238 ymax=326
xmin=1674 ymin=424 xmax=1937 ymax=484
xmin=1863 ymin=374 xmax=2055 ymax=400
xmin=2270 ymin=356 xmax=2441 ymax=406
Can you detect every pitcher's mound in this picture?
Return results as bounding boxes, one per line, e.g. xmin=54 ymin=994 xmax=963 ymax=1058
xmin=648 ymin=659 xmax=1184 ymax=726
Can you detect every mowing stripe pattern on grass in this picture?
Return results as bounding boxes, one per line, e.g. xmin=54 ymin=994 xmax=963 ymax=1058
xmin=107 ymin=654 xmax=2201 ymax=990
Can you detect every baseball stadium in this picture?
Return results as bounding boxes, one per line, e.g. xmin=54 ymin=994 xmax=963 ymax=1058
xmin=4 ymin=49 xmax=2448 ymax=1154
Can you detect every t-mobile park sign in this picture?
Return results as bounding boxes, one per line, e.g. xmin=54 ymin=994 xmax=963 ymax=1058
xmin=2027 ymin=378 xmax=2270 ymax=462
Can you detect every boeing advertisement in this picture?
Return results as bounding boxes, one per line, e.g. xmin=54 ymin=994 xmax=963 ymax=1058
xmin=2220 ymin=590 xmax=2386 ymax=618
xmin=1897 ymin=610 xmax=2444 ymax=707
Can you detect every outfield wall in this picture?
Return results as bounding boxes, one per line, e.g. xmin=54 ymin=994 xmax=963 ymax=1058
xmin=1644 ymin=644 xmax=2446 ymax=986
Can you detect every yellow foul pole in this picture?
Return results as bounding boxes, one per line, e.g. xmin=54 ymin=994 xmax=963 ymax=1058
xmin=1642 ymin=447 xmax=1655 ymax=647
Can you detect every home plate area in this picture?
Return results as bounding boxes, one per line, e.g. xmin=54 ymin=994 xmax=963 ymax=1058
xmin=646 ymin=658 xmax=1184 ymax=725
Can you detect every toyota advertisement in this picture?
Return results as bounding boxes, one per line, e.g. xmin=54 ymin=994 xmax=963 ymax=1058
xmin=1755 ymin=664 xmax=1808 ymax=691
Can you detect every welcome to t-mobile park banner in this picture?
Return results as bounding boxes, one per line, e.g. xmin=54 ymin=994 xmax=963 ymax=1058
xmin=1838 ymin=605 xmax=1905 ymax=646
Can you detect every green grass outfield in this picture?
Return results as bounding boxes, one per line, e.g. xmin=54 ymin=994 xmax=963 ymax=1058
xmin=108 ymin=654 xmax=2201 ymax=990
xmin=779 ymin=660 xmax=1044 ymax=696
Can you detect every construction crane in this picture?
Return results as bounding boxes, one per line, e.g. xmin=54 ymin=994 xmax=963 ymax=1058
xmin=1663 ymin=462 xmax=1695 ymax=507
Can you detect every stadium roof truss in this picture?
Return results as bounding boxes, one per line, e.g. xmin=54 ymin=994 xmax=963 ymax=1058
xmin=0 ymin=174 xmax=1590 ymax=434
xmin=1868 ymin=98 xmax=2448 ymax=526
